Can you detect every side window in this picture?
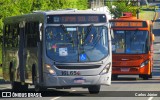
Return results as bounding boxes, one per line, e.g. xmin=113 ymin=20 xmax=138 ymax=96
xmin=4 ymin=24 xmax=19 ymax=48
xmin=26 ymin=22 xmax=39 ymax=47
xmin=4 ymin=25 xmax=9 ymax=48
xmin=5 ymin=25 xmax=12 ymax=48
xmin=12 ymin=24 xmax=19 ymax=47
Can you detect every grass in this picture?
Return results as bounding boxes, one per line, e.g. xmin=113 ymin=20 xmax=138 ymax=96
xmin=0 ymin=47 xmax=1 ymax=64
xmin=138 ymin=5 xmax=157 ymax=20
xmin=0 ymin=46 xmax=2 ymax=78
xmin=139 ymin=10 xmax=155 ymax=20
xmin=0 ymin=46 xmax=2 ymax=79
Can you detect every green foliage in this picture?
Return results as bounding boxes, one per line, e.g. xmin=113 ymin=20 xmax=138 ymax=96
xmin=60 ymin=0 xmax=77 ymax=9
xmin=106 ymin=1 xmax=138 ymax=18
xmin=76 ymin=0 xmax=88 ymax=10
xmin=0 ymin=67 xmax=2 ymax=78
xmin=0 ymin=0 xmax=89 ymax=65
xmin=0 ymin=0 xmax=89 ymax=36
xmin=0 ymin=47 xmax=1 ymax=64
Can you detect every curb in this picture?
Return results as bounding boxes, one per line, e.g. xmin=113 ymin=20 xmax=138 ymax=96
xmin=0 ymin=79 xmax=10 ymax=84
xmin=0 ymin=78 xmax=10 ymax=84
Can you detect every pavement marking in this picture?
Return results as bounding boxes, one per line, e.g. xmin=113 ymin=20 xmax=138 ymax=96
xmin=71 ymin=90 xmax=76 ymax=92
xmin=50 ymin=89 xmax=76 ymax=100
xmin=50 ymin=97 xmax=61 ymax=100
xmin=148 ymin=97 xmax=153 ymax=100
xmin=155 ymin=43 xmax=160 ymax=45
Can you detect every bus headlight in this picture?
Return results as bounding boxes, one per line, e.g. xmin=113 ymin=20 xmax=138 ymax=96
xmin=140 ymin=60 xmax=149 ymax=68
xmin=45 ymin=64 xmax=56 ymax=75
xmin=100 ymin=63 xmax=111 ymax=75
xmin=49 ymin=69 xmax=55 ymax=74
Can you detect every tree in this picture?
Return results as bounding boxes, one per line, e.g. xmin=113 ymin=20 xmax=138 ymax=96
xmin=106 ymin=1 xmax=138 ymax=18
xmin=0 ymin=0 xmax=90 ymax=64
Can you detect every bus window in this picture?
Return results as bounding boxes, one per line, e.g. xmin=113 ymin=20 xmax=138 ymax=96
xmin=112 ymin=31 xmax=125 ymax=53
xmin=26 ymin=22 xmax=39 ymax=47
xmin=45 ymin=26 xmax=109 ymax=62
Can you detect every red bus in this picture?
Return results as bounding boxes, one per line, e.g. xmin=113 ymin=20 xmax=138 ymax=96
xmin=110 ymin=16 xmax=154 ymax=80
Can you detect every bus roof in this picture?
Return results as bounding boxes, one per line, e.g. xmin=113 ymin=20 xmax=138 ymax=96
xmin=110 ymin=16 xmax=151 ymax=22
xmin=4 ymin=9 xmax=107 ymax=24
xmin=109 ymin=16 xmax=152 ymax=28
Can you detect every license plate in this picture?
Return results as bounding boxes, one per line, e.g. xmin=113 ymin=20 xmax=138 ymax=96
xmin=74 ymin=78 xmax=85 ymax=84
xmin=121 ymin=68 xmax=129 ymax=72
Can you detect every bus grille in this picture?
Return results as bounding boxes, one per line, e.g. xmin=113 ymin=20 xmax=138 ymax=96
xmin=113 ymin=55 xmax=143 ymax=61
xmin=56 ymin=65 xmax=101 ymax=69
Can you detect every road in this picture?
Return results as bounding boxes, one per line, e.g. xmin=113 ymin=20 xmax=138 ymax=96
xmin=1 ymin=7 xmax=160 ymax=100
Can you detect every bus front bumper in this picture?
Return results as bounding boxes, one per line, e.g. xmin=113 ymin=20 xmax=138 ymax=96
xmin=42 ymin=72 xmax=111 ymax=87
xmin=112 ymin=66 xmax=150 ymax=75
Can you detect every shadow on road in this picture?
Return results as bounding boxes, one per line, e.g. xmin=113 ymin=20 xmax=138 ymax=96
xmin=0 ymin=88 xmax=147 ymax=97
xmin=0 ymin=88 xmax=88 ymax=97
xmin=112 ymin=80 xmax=160 ymax=84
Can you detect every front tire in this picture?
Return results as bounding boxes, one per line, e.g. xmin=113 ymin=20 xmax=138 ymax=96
xmin=32 ymin=65 xmax=46 ymax=92
xmin=142 ymin=75 xmax=149 ymax=80
xmin=88 ymin=85 xmax=100 ymax=94
xmin=11 ymin=82 xmax=28 ymax=91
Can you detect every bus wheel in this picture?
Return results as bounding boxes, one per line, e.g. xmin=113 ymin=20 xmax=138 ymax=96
xmin=32 ymin=65 xmax=39 ymax=91
xmin=149 ymin=73 xmax=152 ymax=78
xmin=11 ymin=82 xmax=20 ymax=91
xmin=35 ymin=85 xmax=47 ymax=92
xmin=32 ymin=65 xmax=36 ymax=85
xmin=88 ymin=85 xmax=100 ymax=94
xmin=32 ymin=65 xmax=46 ymax=92
xmin=142 ymin=75 xmax=149 ymax=80
xmin=11 ymin=82 xmax=28 ymax=91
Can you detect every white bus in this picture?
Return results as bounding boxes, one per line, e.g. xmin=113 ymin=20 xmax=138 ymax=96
xmin=2 ymin=9 xmax=112 ymax=94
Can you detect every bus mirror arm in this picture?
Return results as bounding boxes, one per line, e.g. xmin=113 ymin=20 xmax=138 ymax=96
xmin=152 ymin=34 xmax=155 ymax=41
xmin=39 ymin=23 xmax=43 ymax=41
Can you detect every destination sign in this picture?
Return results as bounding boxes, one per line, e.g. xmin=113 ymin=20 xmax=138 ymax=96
xmin=110 ymin=21 xmax=147 ymax=28
xmin=47 ymin=14 xmax=106 ymax=24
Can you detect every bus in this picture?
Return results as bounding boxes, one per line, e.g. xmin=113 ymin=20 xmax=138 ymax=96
xmin=2 ymin=9 xmax=112 ymax=93
xmin=110 ymin=15 xmax=154 ymax=80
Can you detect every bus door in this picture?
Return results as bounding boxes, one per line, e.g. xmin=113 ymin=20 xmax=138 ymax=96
xmin=25 ymin=22 xmax=41 ymax=84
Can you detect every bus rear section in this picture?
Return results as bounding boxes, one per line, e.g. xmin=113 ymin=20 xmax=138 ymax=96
xmin=110 ymin=16 xmax=154 ymax=80
xmin=2 ymin=9 xmax=112 ymax=94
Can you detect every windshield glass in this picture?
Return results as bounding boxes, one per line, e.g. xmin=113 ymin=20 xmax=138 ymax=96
xmin=45 ymin=25 xmax=109 ymax=63
xmin=112 ymin=30 xmax=149 ymax=54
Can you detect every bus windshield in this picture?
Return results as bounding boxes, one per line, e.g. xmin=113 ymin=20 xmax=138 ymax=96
xmin=112 ymin=30 xmax=149 ymax=54
xmin=45 ymin=25 xmax=109 ymax=63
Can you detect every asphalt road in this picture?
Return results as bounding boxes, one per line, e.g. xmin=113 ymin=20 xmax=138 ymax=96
xmin=1 ymin=7 xmax=160 ymax=100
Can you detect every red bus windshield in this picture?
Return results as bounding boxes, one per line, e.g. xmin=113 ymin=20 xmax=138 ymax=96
xmin=112 ymin=30 xmax=149 ymax=54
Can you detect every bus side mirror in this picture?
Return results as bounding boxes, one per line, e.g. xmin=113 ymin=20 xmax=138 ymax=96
xmin=110 ymin=29 xmax=114 ymax=39
xmin=39 ymin=23 xmax=43 ymax=41
xmin=152 ymin=34 xmax=155 ymax=41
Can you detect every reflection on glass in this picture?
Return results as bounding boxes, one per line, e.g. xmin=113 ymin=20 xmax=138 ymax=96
xmin=45 ymin=25 xmax=109 ymax=62
xmin=112 ymin=30 xmax=149 ymax=54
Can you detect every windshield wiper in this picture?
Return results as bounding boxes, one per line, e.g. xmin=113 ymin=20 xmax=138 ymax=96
xmin=60 ymin=24 xmax=67 ymax=32
xmin=60 ymin=24 xmax=75 ymax=44
xmin=92 ymin=29 xmax=103 ymax=49
xmin=82 ymin=24 xmax=93 ymax=45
